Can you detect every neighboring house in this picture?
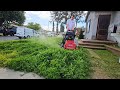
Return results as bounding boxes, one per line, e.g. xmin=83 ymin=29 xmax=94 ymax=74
xmin=84 ymin=11 xmax=120 ymax=46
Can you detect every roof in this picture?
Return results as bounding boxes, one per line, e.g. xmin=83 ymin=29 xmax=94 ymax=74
xmin=85 ymin=11 xmax=113 ymax=22
xmin=85 ymin=11 xmax=90 ymax=22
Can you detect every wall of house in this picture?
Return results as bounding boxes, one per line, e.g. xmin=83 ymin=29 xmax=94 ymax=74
xmin=108 ymin=23 xmax=117 ymax=42
xmin=110 ymin=12 xmax=120 ymax=25
xmin=91 ymin=13 xmax=99 ymax=39
xmin=85 ymin=11 xmax=112 ymax=40
xmin=85 ymin=12 xmax=96 ymax=39
xmin=108 ymin=11 xmax=120 ymax=46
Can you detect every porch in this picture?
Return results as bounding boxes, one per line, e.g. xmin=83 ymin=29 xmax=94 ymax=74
xmin=78 ymin=39 xmax=120 ymax=56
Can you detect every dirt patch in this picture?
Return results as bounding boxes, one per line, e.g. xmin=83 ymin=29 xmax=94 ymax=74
xmin=91 ymin=67 xmax=110 ymax=79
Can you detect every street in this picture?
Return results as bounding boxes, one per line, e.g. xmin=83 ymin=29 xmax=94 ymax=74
xmin=0 ymin=36 xmax=19 ymax=41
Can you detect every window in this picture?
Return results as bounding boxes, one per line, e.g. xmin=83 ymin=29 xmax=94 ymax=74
xmin=87 ymin=20 xmax=91 ymax=33
xmin=113 ymin=25 xmax=117 ymax=33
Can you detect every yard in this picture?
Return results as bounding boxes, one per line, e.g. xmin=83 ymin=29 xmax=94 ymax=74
xmin=87 ymin=49 xmax=120 ymax=79
xmin=0 ymin=37 xmax=91 ymax=79
xmin=0 ymin=36 xmax=119 ymax=79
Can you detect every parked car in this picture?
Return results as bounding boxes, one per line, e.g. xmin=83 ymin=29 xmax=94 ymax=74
xmin=0 ymin=26 xmax=17 ymax=36
xmin=47 ymin=32 xmax=56 ymax=37
xmin=8 ymin=26 xmax=17 ymax=36
xmin=15 ymin=26 xmax=39 ymax=39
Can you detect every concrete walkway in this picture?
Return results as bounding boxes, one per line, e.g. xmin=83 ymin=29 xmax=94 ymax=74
xmin=0 ymin=68 xmax=44 ymax=79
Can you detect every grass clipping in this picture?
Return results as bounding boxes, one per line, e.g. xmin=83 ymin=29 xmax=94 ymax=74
xmin=0 ymin=37 xmax=91 ymax=79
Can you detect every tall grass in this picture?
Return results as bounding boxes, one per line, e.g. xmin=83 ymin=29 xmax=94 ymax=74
xmin=30 ymin=37 xmax=62 ymax=48
xmin=0 ymin=37 xmax=91 ymax=79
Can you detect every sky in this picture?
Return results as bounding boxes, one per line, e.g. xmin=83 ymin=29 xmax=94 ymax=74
xmin=24 ymin=11 xmax=87 ymax=31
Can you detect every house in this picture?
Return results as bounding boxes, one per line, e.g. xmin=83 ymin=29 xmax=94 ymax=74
xmin=84 ymin=11 xmax=120 ymax=46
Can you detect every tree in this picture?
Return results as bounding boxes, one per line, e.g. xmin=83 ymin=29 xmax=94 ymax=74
xmin=0 ymin=11 xmax=25 ymax=27
xmin=60 ymin=22 xmax=64 ymax=32
xmin=50 ymin=11 xmax=63 ymax=33
xmin=26 ymin=22 xmax=41 ymax=31
xmin=50 ymin=11 xmax=85 ymax=29
xmin=52 ymin=21 xmax=54 ymax=32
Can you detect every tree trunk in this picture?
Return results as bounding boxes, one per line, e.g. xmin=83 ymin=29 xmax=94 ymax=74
xmin=60 ymin=23 xmax=64 ymax=32
xmin=52 ymin=21 xmax=54 ymax=32
xmin=56 ymin=21 xmax=58 ymax=34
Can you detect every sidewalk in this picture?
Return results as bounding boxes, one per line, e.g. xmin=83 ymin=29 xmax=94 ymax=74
xmin=0 ymin=68 xmax=44 ymax=79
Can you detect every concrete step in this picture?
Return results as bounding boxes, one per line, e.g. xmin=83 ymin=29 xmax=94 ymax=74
xmin=80 ymin=46 xmax=106 ymax=50
xmin=79 ymin=42 xmax=105 ymax=47
xmin=80 ymin=39 xmax=118 ymax=45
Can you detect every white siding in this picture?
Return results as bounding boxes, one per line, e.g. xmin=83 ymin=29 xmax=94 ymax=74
xmin=108 ymin=11 xmax=120 ymax=46
xmin=91 ymin=13 xmax=98 ymax=39
xmin=85 ymin=12 xmax=96 ymax=39
xmin=110 ymin=11 xmax=120 ymax=25
xmin=110 ymin=11 xmax=120 ymax=33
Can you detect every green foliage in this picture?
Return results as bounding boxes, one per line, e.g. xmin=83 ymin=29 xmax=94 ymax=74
xmin=0 ymin=37 xmax=91 ymax=79
xmin=50 ymin=11 xmax=85 ymax=25
xmin=78 ymin=31 xmax=84 ymax=39
xmin=50 ymin=11 xmax=85 ymax=32
xmin=26 ymin=22 xmax=41 ymax=31
xmin=0 ymin=11 xmax=25 ymax=26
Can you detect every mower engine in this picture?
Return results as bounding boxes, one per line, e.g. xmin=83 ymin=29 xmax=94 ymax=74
xmin=64 ymin=34 xmax=77 ymax=50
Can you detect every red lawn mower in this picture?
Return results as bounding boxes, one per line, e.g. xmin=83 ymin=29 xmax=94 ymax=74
xmin=62 ymin=30 xmax=77 ymax=50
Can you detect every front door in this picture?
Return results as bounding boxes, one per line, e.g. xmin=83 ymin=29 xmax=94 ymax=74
xmin=96 ymin=15 xmax=111 ymax=40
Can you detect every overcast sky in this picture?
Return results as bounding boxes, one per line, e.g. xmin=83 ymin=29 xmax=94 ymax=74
xmin=24 ymin=11 xmax=86 ymax=31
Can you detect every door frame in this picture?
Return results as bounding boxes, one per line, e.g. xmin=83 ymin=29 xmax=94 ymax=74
xmin=96 ymin=14 xmax=111 ymax=40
